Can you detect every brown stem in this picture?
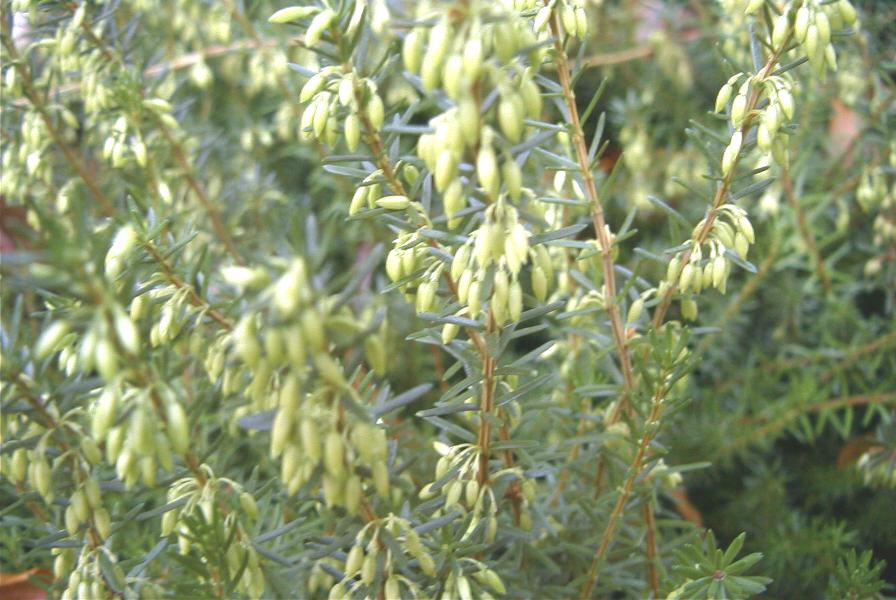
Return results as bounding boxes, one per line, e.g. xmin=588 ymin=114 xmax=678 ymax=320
xmin=154 ymin=125 xmax=244 ymax=264
xmin=579 ymin=378 xmax=669 ymax=599
xmin=351 ymin=81 xmax=407 ymax=198
xmin=14 ymin=373 xmax=68 ymax=441
xmin=584 ymin=44 xmax=653 ymax=67
xmin=10 ymin=373 xmax=119 ymax=586
xmin=549 ymin=14 xmax=635 ymax=401
xmin=723 ymin=393 xmax=896 ymax=455
xmin=334 ymin=24 xmax=514 ymax=511
xmin=576 ymin=25 xmax=706 ymax=70
xmin=143 ymin=236 xmax=233 ymax=331
xmin=581 ymin=30 xmax=794 ymax=599
xmin=430 ymin=344 xmax=449 ymax=392
xmin=644 ymin=499 xmax=660 ymax=597
xmin=476 ymin=312 xmax=497 ymax=488
xmin=781 ymin=168 xmax=831 ymax=294
xmin=550 ymin=12 xmax=659 ymax=586
xmin=497 ymin=409 xmax=523 ymax=524
xmin=715 ymin=329 xmax=896 ymax=397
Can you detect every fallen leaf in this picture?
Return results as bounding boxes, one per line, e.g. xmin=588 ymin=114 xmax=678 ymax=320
xmin=0 ymin=568 xmax=52 ymax=600
xmin=828 ymin=98 xmax=862 ymax=163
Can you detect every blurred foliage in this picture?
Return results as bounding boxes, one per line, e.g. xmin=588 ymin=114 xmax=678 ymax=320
xmin=1 ymin=0 xmax=894 ymax=598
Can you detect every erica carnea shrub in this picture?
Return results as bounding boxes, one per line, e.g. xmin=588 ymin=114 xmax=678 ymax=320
xmin=1 ymin=0 xmax=893 ymax=598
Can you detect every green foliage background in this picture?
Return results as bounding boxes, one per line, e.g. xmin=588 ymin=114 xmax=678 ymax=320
xmin=1 ymin=0 xmax=894 ymax=598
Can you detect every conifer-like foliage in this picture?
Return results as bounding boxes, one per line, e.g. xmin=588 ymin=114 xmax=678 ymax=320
xmin=1 ymin=0 xmax=894 ymax=598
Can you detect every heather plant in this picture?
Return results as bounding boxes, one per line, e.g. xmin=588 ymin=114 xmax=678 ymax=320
xmin=1 ymin=1 xmax=894 ymax=599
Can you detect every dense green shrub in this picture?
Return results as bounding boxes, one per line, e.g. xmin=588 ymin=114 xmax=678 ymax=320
xmin=1 ymin=0 xmax=893 ymax=598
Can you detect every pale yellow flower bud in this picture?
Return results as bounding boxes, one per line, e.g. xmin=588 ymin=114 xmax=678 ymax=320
xmin=324 ymin=431 xmax=344 ymax=477
xmin=376 ymin=195 xmax=411 ymax=210
xmin=744 ymin=0 xmax=763 ymax=15
xmin=721 ymin=131 xmax=743 ymax=176
xmin=839 ymin=0 xmax=857 ymax=26
xmin=735 ymin=232 xmax=749 ymax=259
xmin=344 ymin=114 xmax=360 ymax=152
xmin=712 ymin=255 xmax=727 ymax=289
xmin=435 ymin=150 xmax=458 ymax=192
xmin=715 ymin=83 xmax=733 ymax=113
xmin=477 ymin=145 xmax=499 ymax=199
xmin=680 ymin=262 xmax=695 ymax=291
xmin=757 ymin=123 xmax=772 ymax=152
xmin=730 ymin=93 xmax=747 ymax=126
xmin=306 ymin=9 xmax=335 ymax=47
xmin=368 ymin=93 xmax=385 ymax=130
xmin=269 ymin=6 xmax=318 ymax=23
xmin=795 ymin=7 xmax=811 ymax=42
xmin=468 ymin=280 xmax=482 ymax=317
xmin=442 ymin=321 xmax=459 ymax=344
xmin=508 ymin=279 xmax=523 ymax=322
xmin=772 ymin=14 xmax=790 ymax=48
xmin=166 ymin=400 xmax=190 ymax=455
xmin=402 ymin=29 xmax=424 ymax=73
xmin=35 ymin=320 xmax=70 ymax=359
xmin=503 ymin=159 xmax=522 ymax=201
xmin=498 ymin=96 xmax=523 ymax=143
xmin=462 ymin=38 xmax=483 ymax=81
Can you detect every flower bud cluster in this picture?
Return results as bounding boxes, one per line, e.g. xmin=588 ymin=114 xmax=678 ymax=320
xmin=349 ymin=171 xmax=385 ymax=215
xmin=440 ymin=560 xmax=510 ymax=600
xmin=403 ymin=13 xmax=542 ymax=96
xmin=63 ymin=478 xmax=104 ymax=537
xmin=47 ymin=305 xmax=141 ymax=382
xmin=400 ymin=10 xmax=544 ymax=229
xmin=645 ymin=458 xmax=684 ymax=491
xmin=101 ymin=116 xmax=150 ymax=170
xmin=324 ymin=515 xmax=437 ymax=598
xmin=791 ymin=0 xmax=857 ymax=76
xmin=90 ymin=382 xmax=190 ymax=488
xmin=447 ymin=201 xmax=551 ymax=325
xmin=1 ymin=104 xmax=73 ymax=197
xmin=419 ymin=441 xmax=535 ymax=542
xmin=60 ymin=546 xmax=125 ymax=600
xmin=384 ymin=230 xmax=430 ymax=283
xmin=715 ymin=73 xmax=796 ymax=172
xmin=414 ymin=95 xmax=537 ymax=221
xmin=298 ymin=67 xmax=385 ymax=149
xmin=280 ymin=1 xmax=557 ymax=345
xmin=214 ymin=259 xmax=396 ymax=509
xmin=564 ymin=287 xmax=607 ymax=327
xmin=21 ymin=447 xmax=54 ymax=502
xmin=105 ymin=224 xmax=141 ymax=280
xmin=665 ymin=204 xmax=755 ymax=299
xmin=162 ymin=468 xmax=265 ymax=598
xmin=271 ymin=376 xmax=390 ymax=509
xmin=421 ymin=443 xmax=488 ymax=515
xmin=856 ymin=155 xmax=896 ymax=277
xmin=534 ymin=0 xmax=590 ymax=39
xmin=9 ymin=110 xmax=53 ymax=184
